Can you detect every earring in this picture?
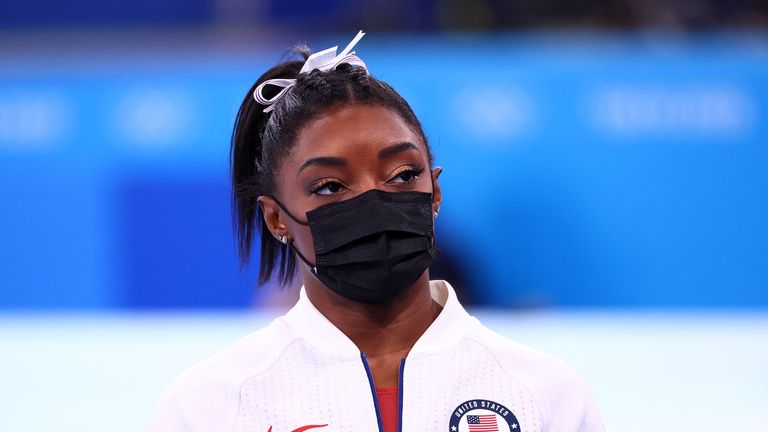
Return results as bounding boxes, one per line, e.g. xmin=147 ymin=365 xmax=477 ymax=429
xmin=274 ymin=234 xmax=288 ymax=244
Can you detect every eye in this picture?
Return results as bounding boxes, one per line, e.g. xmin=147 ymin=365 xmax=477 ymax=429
xmin=310 ymin=179 xmax=346 ymax=196
xmin=389 ymin=167 xmax=424 ymax=184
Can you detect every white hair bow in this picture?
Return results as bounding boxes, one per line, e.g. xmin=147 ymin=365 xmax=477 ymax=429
xmin=252 ymin=30 xmax=368 ymax=113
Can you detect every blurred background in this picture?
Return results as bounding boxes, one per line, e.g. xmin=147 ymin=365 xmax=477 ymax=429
xmin=1 ymin=1 xmax=767 ymax=431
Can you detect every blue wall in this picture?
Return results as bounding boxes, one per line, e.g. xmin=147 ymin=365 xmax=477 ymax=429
xmin=1 ymin=33 xmax=766 ymax=309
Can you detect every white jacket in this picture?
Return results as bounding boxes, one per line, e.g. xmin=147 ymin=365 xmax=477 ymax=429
xmin=148 ymin=280 xmax=604 ymax=432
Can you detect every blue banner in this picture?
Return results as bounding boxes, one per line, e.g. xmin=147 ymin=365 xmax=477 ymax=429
xmin=1 ymin=32 xmax=766 ymax=309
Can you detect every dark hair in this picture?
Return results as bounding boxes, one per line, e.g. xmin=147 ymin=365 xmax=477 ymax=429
xmin=231 ymin=46 xmax=433 ymax=286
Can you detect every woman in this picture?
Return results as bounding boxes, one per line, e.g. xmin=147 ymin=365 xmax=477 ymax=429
xmin=149 ymin=31 xmax=604 ymax=432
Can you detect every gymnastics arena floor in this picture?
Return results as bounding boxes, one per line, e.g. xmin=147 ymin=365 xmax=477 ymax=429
xmin=1 ymin=310 xmax=765 ymax=432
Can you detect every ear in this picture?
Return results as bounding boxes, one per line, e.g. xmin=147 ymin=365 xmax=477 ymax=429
xmin=257 ymin=196 xmax=290 ymax=240
xmin=430 ymin=166 xmax=443 ymax=215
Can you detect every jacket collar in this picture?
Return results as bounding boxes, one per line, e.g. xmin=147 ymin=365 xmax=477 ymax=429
xmin=280 ymin=280 xmax=479 ymax=359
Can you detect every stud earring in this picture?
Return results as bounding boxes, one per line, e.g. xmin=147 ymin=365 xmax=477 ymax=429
xmin=274 ymin=234 xmax=288 ymax=244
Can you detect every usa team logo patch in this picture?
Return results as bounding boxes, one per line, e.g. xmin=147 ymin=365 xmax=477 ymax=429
xmin=449 ymin=399 xmax=520 ymax=432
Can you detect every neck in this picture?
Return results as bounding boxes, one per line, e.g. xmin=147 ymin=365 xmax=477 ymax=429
xmin=303 ymin=271 xmax=441 ymax=358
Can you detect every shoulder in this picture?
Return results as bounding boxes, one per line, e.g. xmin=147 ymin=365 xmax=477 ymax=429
xmin=147 ymin=318 xmax=298 ymax=432
xmin=465 ymin=323 xmax=605 ymax=432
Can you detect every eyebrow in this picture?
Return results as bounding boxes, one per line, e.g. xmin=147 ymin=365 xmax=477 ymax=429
xmin=298 ymin=156 xmax=347 ymax=174
xmin=297 ymin=142 xmax=420 ymax=175
xmin=378 ymin=141 xmax=420 ymax=160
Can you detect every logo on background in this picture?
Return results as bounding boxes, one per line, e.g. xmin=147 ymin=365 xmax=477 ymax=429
xmin=449 ymin=399 xmax=520 ymax=432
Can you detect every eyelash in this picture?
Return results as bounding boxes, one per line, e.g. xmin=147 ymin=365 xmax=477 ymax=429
xmin=309 ymin=167 xmax=425 ymax=196
xmin=309 ymin=179 xmax=344 ymax=195
xmin=391 ymin=167 xmax=425 ymax=183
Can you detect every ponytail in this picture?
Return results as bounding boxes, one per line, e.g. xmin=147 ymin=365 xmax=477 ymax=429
xmin=230 ymin=51 xmax=307 ymax=286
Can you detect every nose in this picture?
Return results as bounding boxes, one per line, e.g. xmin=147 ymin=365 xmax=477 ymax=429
xmin=351 ymin=174 xmax=381 ymax=198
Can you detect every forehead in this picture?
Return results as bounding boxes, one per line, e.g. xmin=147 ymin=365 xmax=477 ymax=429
xmin=290 ymin=104 xmax=425 ymax=161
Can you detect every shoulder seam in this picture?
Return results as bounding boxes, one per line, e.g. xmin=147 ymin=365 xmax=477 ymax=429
xmin=229 ymin=321 xmax=302 ymax=432
xmin=461 ymin=331 xmax=550 ymax=428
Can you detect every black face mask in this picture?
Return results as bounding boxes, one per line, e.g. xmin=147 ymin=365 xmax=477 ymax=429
xmin=273 ymin=189 xmax=439 ymax=304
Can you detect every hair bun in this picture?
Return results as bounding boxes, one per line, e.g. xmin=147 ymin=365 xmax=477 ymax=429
xmin=302 ymin=70 xmax=333 ymax=96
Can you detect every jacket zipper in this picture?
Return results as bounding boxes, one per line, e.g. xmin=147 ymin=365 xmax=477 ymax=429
xmin=360 ymin=353 xmax=407 ymax=432
xmin=360 ymin=352 xmax=385 ymax=432
xmin=397 ymin=358 xmax=406 ymax=432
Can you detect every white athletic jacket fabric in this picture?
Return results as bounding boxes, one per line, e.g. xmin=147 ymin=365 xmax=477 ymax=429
xmin=148 ymin=280 xmax=604 ymax=432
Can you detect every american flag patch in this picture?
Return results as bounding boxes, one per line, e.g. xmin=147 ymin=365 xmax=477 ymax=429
xmin=466 ymin=414 xmax=499 ymax=432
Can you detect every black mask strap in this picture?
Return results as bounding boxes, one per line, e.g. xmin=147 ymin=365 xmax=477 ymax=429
xmin=290 ymin=242 xmax=318 ymax=274
xmin=266 ymin=195 xmax=317 ymax=272
xmin=268 ymin=195 xmax=310 ymax=226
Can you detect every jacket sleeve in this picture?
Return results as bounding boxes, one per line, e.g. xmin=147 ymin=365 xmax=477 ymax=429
xmin=473 ymin=326 xmax=606 ymax=432
xmin=543 ymin=369 xmax=605 ymax=432
xmin=146 ymin=371 xmax=238 ymax=432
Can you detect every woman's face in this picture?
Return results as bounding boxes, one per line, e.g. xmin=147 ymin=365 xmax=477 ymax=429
xmin=259 ymin=103 xmax=442 ymax=270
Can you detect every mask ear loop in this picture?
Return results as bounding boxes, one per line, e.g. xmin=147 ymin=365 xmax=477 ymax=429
xmin=268 ymin=195 xmax=309 ymax=226
xmin=291 ymin=242 xmax=319 ymax=275
xmin=268 ymin=196 xmax=318 ymax=274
